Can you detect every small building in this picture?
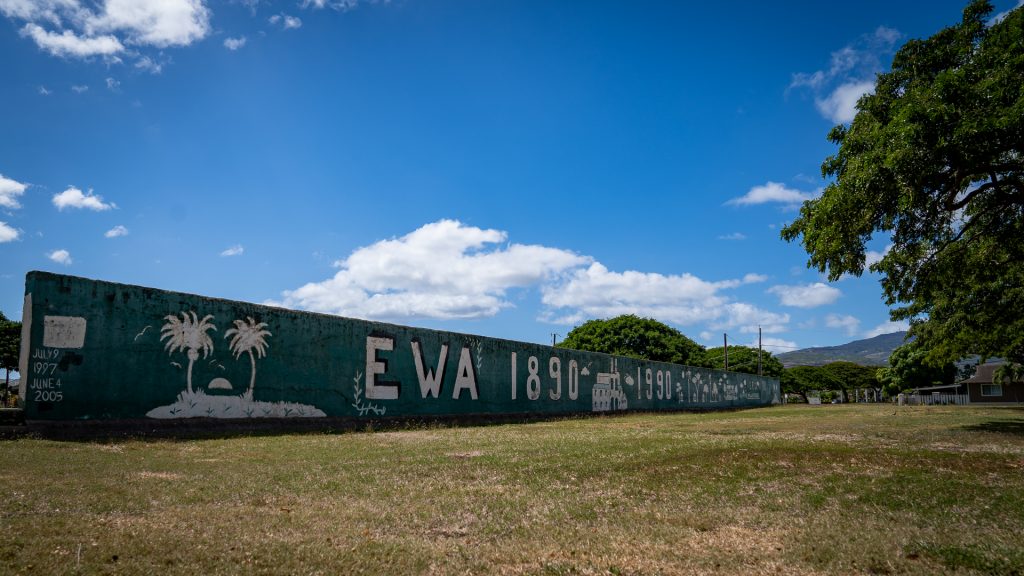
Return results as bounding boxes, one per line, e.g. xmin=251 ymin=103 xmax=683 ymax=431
xmin=906 ymin=383 xmax=968 ymax=405
xmin=960 ymin=362 xmax=1023 ymax=404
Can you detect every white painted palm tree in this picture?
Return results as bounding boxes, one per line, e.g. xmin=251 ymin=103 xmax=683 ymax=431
xmin=160 ymin=312 xmax=217 ymax=395
xmin=225 ymin=317 xmax=271 ymax=400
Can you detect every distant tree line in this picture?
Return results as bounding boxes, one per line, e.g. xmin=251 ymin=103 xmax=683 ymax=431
xmin=556 ymin=314 xmax=781 ymax=375
xmin=557 ymin=315 xmax=960 ymax=402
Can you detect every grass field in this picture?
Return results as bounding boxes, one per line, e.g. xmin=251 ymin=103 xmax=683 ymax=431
xmin=2 ymin=404 xmax=1023 ymax=575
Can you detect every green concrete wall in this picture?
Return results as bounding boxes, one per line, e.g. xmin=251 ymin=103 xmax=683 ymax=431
xmin=19 ymin=272 xmax=780 ymax=421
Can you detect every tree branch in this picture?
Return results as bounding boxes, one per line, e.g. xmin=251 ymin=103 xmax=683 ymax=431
xmin=917 ymin=200 xmax=1003 ymax=273
xmin=945 ymin=180 xmax=996 ymax=211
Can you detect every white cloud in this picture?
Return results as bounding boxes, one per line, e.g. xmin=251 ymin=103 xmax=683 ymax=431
xmin=874 ymin=25 xmax=901 ymax=44
xmin=865 ymin=244 xmax=892 ymax=267
xmin=5 ymin=0 xmax=210 ymax=62
xmin=541 ymin=262 xmax=734 ymax=326
xmin=541 ymin=265 xmax=787 ymax=335
xmin=0 ymin=0 xmax=52 ymax=20
xmin=276 ymin=220 xmax=794 ymax=335
xmin=20 ymin=23 xmax=124 ymax=57
xmin=797 ymin=318 xmax=817 ymax=329
xmin=37 ymin=84 xmax=51 ymax=95
xmin=756 ymin=337 xmax=799 ymax=353
xmin=104 ymin=224 xmax=128 ymax=238
xmin=742 ymin=273 xmax=768 ymax=284
xmin=105 ymin=77 xmax=119 ymax=91
xmin=52 ymin=186 xmax=115 ymax=211
xmin=767 ymin=282 xmax=841 ymax=308
xmin=71 ymin=84 xmax=88 ymax=93
xmin=727 ymin=181 xmax=818 ymax=208
xmin=47 ymin=248 xmax=72 ymax=265
xmin=815 ymin=79 xmax=874 ymax=124
xmin=0 ymin=221 xmax=20 ymax=243
xmin=220 ymin=244 xmax=244 ymax=257
xmin=864 ymin=320 xmax=909 ymax=338
xmin=0 ymin=173 xmax=28 ymax=209
xmin=711 ymin=302 xmax=790 ymax=334
xmin=789 ymin=26 xmax=900 ymax=124
xmin=991 ymin=0 xmax=1024 ymax=24
xmin=91 ymin=0 xmax=210 ymax=47
xmin=223 ymin=36 xmax=246 ymax=50
xmin=269 ymin=13 xmax=302 ymax=29
xmin=277 ymin=219 xmax=590 ymax=320
xmin=301 ymin=0 xmax=361 ymax=10
xmin=825 ymin=313 xmax=860 ymax=336
xmin=717 ymin=232 xmax=746 ymax=240
xmin=134 ymin=55 xmax=163 ymax=74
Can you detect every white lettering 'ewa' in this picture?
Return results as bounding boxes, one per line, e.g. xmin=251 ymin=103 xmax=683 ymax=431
xmin=365 ymin=336 xmax=398 ymax=400
xmin=412 ymin=341 xmax=448 ymax=398
xmin=452 ymin=346 xmax=478 ymax=400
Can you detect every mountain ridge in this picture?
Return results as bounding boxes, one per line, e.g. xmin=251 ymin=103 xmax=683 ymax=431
xmin=776 ymin=331 xmax=909 ymax=367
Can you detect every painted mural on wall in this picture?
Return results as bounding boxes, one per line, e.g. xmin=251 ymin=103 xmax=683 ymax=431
xmin=18 ymin=272 xmax=780 ymax=421
xmin=139 ymin=312 xmax=325 ymax=419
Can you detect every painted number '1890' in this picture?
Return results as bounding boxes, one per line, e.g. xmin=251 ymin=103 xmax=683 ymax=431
xmin=510 ymin=353 xmax=579 ymax=401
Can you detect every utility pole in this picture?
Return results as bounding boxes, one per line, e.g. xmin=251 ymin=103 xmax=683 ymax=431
xmin=758 ymin=325 xmax=763 ymax=377
xmin=551 ymin=333 xmax=558 ymax=347
xmin=723 ymin=333 xmax=728 ymax=371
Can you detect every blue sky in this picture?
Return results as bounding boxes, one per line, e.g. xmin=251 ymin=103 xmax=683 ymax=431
xmin=2 ymin=0 xmax=1020 ymax=357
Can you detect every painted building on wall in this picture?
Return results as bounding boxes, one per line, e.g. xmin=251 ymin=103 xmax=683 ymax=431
xmin=18 ymin=272 xmax=780 ymax=421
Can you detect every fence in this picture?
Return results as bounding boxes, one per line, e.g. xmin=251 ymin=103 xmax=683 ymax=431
xmin=900 ymin=393 xmax=969 ymax=406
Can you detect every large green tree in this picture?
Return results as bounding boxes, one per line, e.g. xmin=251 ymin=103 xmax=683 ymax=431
xmin=703 ymin=345 xmax=784 ymax=377
xmin=0 ymin=311 xmax=21 ymax=393
xmin=781 ymin=0 xmax=1024 ymax=367
xmin=820 ymin=361 xmax=882 ymax=400
xmin=781 ymin=366 xmax=840 ymax=402
xmin=822 ymin=361 xmax=881 ymax=393
xmin=557 ymin=315 xmax=706 ymax=366
xmin=876 ymin=343 xmax=957 ymax=395
xmin=781 ymin=362 xmax=881 ymax=402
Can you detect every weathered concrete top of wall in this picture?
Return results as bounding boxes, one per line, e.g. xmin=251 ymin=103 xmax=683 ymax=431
xmin=20 ymin=271 xmax=780 ymax=421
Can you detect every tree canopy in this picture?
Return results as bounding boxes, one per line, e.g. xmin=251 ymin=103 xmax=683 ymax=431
xmin=557 ymin=315 xmax=706 ymax=366
xmin=821 ymin=361 xmax=881 ymax=392
xmin=780 ymin=366 xmax=836 ymax=402
xmin=781 ymin=0 xmax=1024 ymax=367
xmin=781 ymin=362 xmax=881 ymax=401
xmin=703 ymin=345 xmax=784 ymax=377
xmin=0 ymin=311 xmax=21 ymax=390
xmin=876 ymin=343 xmax=957 ymax=395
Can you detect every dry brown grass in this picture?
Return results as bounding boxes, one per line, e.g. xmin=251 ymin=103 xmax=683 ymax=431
xmin=1 ymin=404 xmax=1023 ymax=575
